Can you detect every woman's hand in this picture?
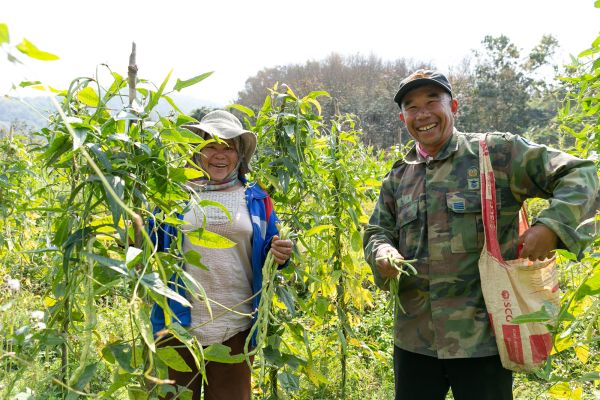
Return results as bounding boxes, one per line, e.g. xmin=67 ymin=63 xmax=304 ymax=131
xmin=270 ymin=235 xmax=293 ymax=265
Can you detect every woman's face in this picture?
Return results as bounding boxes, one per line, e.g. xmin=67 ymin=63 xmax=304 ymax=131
xmin=198 ymin=139 xmax=239 ymax=182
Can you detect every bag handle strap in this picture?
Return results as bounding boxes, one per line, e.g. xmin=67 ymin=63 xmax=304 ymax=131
xmin=479 ymin=138 xmax=504 ymax=262
xmin=479 ymin=137 xmax=529 ymax=263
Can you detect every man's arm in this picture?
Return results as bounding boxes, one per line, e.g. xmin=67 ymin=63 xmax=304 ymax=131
xmin=509 ymin=136 xmax=599 ymax=259
xmin=363 ymin=173 xmax=403 ymax=288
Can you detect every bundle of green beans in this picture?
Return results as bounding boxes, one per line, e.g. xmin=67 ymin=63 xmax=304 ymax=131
xmin=244 ymin=223 xmax=291 ymax=369
xmin=376 ymin=253 xmax=417 ymax=314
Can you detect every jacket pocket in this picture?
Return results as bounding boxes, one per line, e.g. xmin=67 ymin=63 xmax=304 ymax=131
xmin=396 ymin=198 xmax=423 ymax=259
xmin=446 ymin=191 xmax=484 ymax=253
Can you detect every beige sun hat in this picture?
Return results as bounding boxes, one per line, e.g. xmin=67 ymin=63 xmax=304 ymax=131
xmin=183 ymin=110 xmax=257 ymax=175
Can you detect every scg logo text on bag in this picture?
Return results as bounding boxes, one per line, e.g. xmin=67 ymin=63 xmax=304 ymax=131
xmin=501 ymin=290 xmax=513 ymax=322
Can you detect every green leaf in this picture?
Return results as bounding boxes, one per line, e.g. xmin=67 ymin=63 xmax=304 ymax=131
xmin=554 ymin=249 xmax=577 ymax=262
xmin=304 ymin=90 xmax=330 ymax=100
xmin=105 ymin=342 xmax=135 ymax=372
xmin=276 ymin=286 xmax=295 ymax=316
xmin=16 ymin=38 xmax=59 ymax=60
xmin=203 ymin=343 xmax=245 ymax=364
xmin=81 ymin=251 xmax=128 ymax=276
xmin=141 ymin=272 xmax=191 ymax=307
xmin=163 ymin=95 xmax=184 ymax=114
xmin=40 ymin=133 xmax=71 ymax=166
xmin=162 ymin=128 xmax=205 ymax=144
xmin=77 ymin=86 xmax=100 ymax=107
xmin=126 ymin=247 xmax=143 ymax=267
xmin=133 ymin=303 xmax=154 ymax=354
xmin=156 ymin=347 xmax=192 ymax=372
xmin=187 ymin=229 xmax=236 ymax=249
xmin=173 ymin=71 xmax=213 ymax=91
xmin=278 ymin=371 xmax=300 ymax=392
xmin=199 ymin=199 xmax=231 ymax=221
xmin=31 ymin=84 xmax=64 ymax=94
xmin=183 ymin=250 xmax=208 ymax=270
xmin=350 ymin=229 xmax=362 ymax=252
xmin=104 ymin=175 xmax=125 ymax=231
xmin=0 ymin=23 xmax=9 ymax=45
xmin=227 ymin=103 xmax=255 ymax=117
xmin=179 ymin=269 xmax=211 ymax=319
xmin=65 ymin=363 xmax=99 ymax=399
xmin=575 ymin=270 xmax=600 ymax=300
xmin=128 ymin=386 xmax=149 ymax=400
xmin=169 ymin=167 xmax=204 ymax=183
xmin=578 ymin=371 xmax=600 ymax=381
xmin=72 ymin=127 xmax=88 ymax=150
xmin=164 ymin=216 xmax=186 ymax=226
xmin=304 ymin=224 xmax=335 ymax=237
xmin=146 ymin=69 xmax=173 ymax=112
xmin=18 ymin=80 xmax=41 ymax=88
xmin=511 ymin=307 xmax=551 ymax=324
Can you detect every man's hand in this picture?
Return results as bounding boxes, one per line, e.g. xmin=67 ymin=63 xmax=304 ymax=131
xmin=376 ymin=247 xmax=403 ymax=279
xmin=518 ymin=224 xmax=558 ymax=261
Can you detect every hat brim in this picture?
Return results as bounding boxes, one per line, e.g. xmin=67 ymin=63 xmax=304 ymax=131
xmin=183 ymin=123 xmax=257 ymax=174
xmin=394 ymin=79 xmax=452 ymax=106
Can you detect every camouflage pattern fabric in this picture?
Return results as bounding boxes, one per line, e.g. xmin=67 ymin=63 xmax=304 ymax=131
xmin=363 ymin=130 xmax=600 ymax=359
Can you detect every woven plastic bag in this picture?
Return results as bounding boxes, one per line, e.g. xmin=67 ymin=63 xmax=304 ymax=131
xmin=478 ymin=138 xmax=560 ymax=372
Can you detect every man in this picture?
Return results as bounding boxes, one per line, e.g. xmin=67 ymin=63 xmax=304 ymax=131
xmin=363 ymin=69 xmax=599 ymax=400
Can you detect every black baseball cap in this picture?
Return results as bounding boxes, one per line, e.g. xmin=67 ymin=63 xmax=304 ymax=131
xmin=394 ymin=69 xmax=453 ymax=107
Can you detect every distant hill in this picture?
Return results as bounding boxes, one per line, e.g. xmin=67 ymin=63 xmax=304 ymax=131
xmin=0 ymin=93 xmax=222 ymax=133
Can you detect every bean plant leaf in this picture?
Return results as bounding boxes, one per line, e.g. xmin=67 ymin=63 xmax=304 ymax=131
xmin=169 ymin=167 xmax=204 ymax=183
xmin=128 ymin=386 xmax=150 ymax=400
xmin=104 ymin=175 xmax=125 ymax=230
xmin=278 ymin=371 xmax=300 ymax=392
xmin=16 ymin=38 xmax=59 ymax=60
xmin=18 ymin=80 xmax=41 ymax=88
xmin=126 ymin=247 xmax=143 ymax=267
xmin=183 ymin=250 xmax=208 ymax=270
xmin=31 ymin=84 xmax=64 ymax=94
xmin=304 ymin=224 xmax=335 ymax=237
xmin=162 ymin=128 xmax=205 ymax=144
xmin=77 ymin=86 xmax=100 ymax=107
xmin=66 ymin=363 xmax=98 ymax=399
xmin=511 ymin=307 xmax=552 ymax=323
xmin=199 ymin=199 xmax=231 ymax=221
xmin=578 ymin=371 xmax=600 ymax=381
xmin=227 ymin=103 xmax=255 ymax=117
xmin=156 ymin=347 xmax=192 ymax=372
xmin=81 ymin=251 xmax=128 ymax=276
xmin=141 ymin=273 xmax=191 ymax=307
xmin=178 ymin=268 xmax=212 ymax=319
xmin=203 ymin=343 xmax=245 ymax=364
xmin=103 ymin=342 xmax=135 ymax=372
xmin=187 ymin=229 xmax=236 ymax=249
xmin=276 ymin=286 xmax=296 ymax=317
xmin=0 ymin=23 xmax=9 ymax=45
xmin=575 ymin=269 xmax=600 ymax=300
xmin=173 ymin=71 xmax=213 ymax=91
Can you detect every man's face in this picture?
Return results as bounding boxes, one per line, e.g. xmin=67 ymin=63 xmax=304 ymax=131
xmin=399 ymin=84 xmax=458 ymax=156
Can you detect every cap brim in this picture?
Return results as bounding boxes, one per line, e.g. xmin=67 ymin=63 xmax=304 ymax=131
xmin=394 ymin=79 xmax=452 ymax=105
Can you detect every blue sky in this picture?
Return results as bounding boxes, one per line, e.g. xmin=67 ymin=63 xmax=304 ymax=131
xmin=2 ymin=0 xmax=599 ymax=105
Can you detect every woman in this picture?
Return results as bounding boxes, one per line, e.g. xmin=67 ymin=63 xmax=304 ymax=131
xmin=149 ymin=110 xmax=293 ymax=399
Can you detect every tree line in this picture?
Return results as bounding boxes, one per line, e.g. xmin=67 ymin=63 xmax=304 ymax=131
xmin=211 ymin=35 xmax=574 ymax=150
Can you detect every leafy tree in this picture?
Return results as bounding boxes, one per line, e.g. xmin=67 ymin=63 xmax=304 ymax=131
xmin=456 ymin=35 xmax=561 ymax=140
xmin=236 ymin=53 xmax=429 ymax=149
xmin=189 ymin=105 xmax=216 ymax=121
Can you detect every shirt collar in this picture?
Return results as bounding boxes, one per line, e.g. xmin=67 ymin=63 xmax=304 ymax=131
xmin=403 ymin=128 xmax=460 ymax=165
